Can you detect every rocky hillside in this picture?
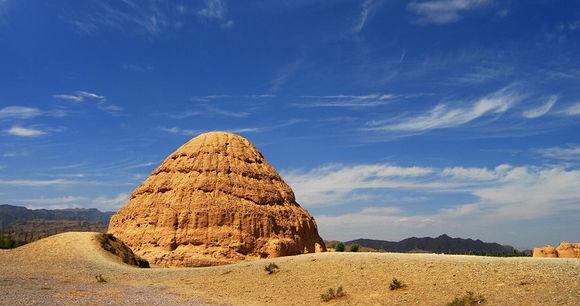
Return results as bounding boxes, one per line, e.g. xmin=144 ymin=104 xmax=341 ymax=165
xmin=0 ymin=204 xmax=114 ymax=244
xmin=343 ymin=234 xmax=519 ymax=256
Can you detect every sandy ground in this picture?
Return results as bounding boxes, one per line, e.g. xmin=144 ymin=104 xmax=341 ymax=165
xmin=0 ymin=232 xmax=578 ymax=305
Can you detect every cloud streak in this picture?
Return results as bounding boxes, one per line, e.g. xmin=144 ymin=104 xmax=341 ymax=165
xmin=198 ymin=0 xmax=233 ymax=28
xmin=352 ymin=0 xmax=383 ymax=34
xmin=366 ymin=86 xmax=522 ymax=134
xmin=53 ymin=91 xmax=123 ymax=115
xmin=562 ymin=102 xmax=580 ymax=116
xmin=0 ymin=106 xmax=41 ymax=120
xmin=294 ymin=94 xmax=397 ymax=108
xmin=0 ymin=178 xmax=79 ymax=187
xmin=407 ymin=0 xmax=493 ymax=25
xmin=6 ymin=126 xmax=46 ymax=137
xmin=522 ymin=96 xmax=557 ymax=119
xmin=537 ymin=145 xmax=580 ymax=161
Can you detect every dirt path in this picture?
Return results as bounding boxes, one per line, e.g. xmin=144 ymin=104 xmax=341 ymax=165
xmin=0 ymin=232 xmax=578 ymax=305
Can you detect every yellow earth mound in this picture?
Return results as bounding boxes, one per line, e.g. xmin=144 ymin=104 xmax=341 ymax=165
xmin=109 ymin=131 xmax=325 ymax=267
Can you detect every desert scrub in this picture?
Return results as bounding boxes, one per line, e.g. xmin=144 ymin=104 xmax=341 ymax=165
xmin=320 ymin=286 xmax=346 ymax=302
xmin=349 ymin=244 xmax=359 ymax=252
xmin=446 ymin=291 xmax=486 ymax=306
xmin=389 ymin=278 xmax=405 ymax=290
xmin=335 ymin=242 xmax=345 ymax=252
xmin=264 ymin=263 xmax=279 ymax=274
xmin=95 ymin=274 xmax=107 ymax=283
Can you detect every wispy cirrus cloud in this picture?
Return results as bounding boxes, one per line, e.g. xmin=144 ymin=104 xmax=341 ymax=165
xmin=365 ymin=86 xmax=522 ymax=134
xmin=159 ymin=126 xmax=259 ymax=136
xmin=5 ymin=126 xmax=47 ymax=137
xmin=0 ymin=106 xmax=41 ymax=120
xmin=352 ymin=0 xmax=384 ymax=34
xmin=293 ymin=94 xmax=397 ymax=108
xmin=0 ymin=106 xmax=66 ymax=120
xmin=0 ymin=178 xmax=79 ymax=187
xmin=562 ymin=102 xmax=580 ymax=116
xmin=159 ymin=119 xmax=303 ymax=137
xmin=522 ymin=95 xmax=557 ymax=119
xmin=203 ymin=105 xmax=250 ymax=118
xmin=537 ymin=145 xmax=580 ymax=161
xmin=53 ymin=91 xmax=123 ymax=115
xmin=65 ymin=0 xmax=169 ymax=36
xmin=197 ymin=0 xmax=233 ymax=28
xmin=407 ymin=0 xmax=493 ymax=25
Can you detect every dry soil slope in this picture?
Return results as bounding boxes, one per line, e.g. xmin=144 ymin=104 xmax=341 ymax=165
xmin=0 ymin=232 xmax=578 ymax=305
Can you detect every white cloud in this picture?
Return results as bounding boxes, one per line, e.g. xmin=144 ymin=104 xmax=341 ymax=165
xmin=407 ymin=0 xmax=493 ymax=25
xmin=283 ymin=164 xmax=435 ymax=207
xmin=65 ymin=0 xmax=171 ymax=36
xmin=198 ymin=0 xmax=233 ymax=28
xmin=204 ymin=105 xmax=249 ymax=118
xmin=53 ymin=91 xmax=123 ymax=114
xmin=284 ymin=162 xmax=580 ymax=219
xmin=53 ymin=91 xmax=104 ymax=103
xmin=352 ymin=0 xmax=383 ymax=34
xmin=366 ymin=86 xmax=522 ymax=134
xmin=0 ymin=179 xmax=78 ymax=187
xmin=226 ymin=127 xmax=261 ymax=134
xmin=6 ymin=126 xmax=46 ymax=137
xmin=537 ymin=145 xmax=580 ymax=161
xmin=442 ymin=164 xmax=510 ymax=181
xmin=562 ymin=102 xmax=580 ymax=116
xmin=293 ymin=162 xmax=580 ymax=244
xmin=92 ymin=193 xmax=129 ymax=210
xmin=522 ymin=95 xmax=557 ymax=119
xmin=0 ymin=106 xmax=41 ymax=119
xmin=294 ymin=94 xmax=397 ymax=108
xmin=15 ymin=196 xmax=87 ymax=209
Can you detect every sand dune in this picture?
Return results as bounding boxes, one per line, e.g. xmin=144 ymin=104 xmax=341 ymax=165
xmin=1 ymin=232 xmax=578 ymax=305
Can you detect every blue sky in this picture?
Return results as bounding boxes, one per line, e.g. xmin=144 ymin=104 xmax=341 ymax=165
xmin=1 ymin=0 xmax=579 ymax=248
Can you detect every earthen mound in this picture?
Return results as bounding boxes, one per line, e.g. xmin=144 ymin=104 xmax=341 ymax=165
xmin=533 ymin=242 xmax=580 ymax=258
xmin=108 ymin=131 xmax=326 ymax=267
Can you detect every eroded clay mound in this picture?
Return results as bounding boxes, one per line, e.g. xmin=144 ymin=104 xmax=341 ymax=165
xmin=108 ymin=131 xmax=325 ymax=267
xmin=533 ymin=242 xmax=580 ymax=258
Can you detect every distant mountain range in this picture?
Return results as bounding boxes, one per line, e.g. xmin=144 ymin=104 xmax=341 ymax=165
xmin=0 ymin=204 xmax=114 ymax=243
xmin=328 ymin=234 xmax=522 ymax=256
xmin=0 ymin=204 xmax=524 ymax=256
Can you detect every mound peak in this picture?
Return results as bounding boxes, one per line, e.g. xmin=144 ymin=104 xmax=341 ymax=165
xmin=109 ymin=131 xmax=326 ymax=267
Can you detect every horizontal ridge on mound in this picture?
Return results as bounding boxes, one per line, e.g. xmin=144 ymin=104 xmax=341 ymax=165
xmin=109 ymin=131 xmax=326 ymax=267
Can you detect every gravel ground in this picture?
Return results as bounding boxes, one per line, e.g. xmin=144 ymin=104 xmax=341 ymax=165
xmin=0 ymin=232 xmax=578 ymax=305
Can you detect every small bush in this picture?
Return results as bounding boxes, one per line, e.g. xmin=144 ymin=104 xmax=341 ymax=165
xmin=446 ymin=291 xmax=486 ymax=306
xmin=320 ymin=286 xmax=346 ymax=302
xmin=335 ymin=242 xmax=345 ymax=252
xmin=349 ymin=244 xmax=359 ymax=252
xmin=389 ymin=278 xmax=405 ymax=290
xmin=95 ymin=274 xmax=107 ymax=283
xmin=264 ymin=263 xmax=279 ymax=274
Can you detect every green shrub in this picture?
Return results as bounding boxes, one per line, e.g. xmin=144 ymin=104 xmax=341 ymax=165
xmin=0 ymin=234 xmax=27 ymax=249
xmin=320 ymin=286 xmax=346 ymax=302
xmin=335 ymin=242 xmax=345 ymax=252
xmin=446 ymin=291 xmax=486 ymax=306
xmin=349 ymin=244 xmax=359 ymax=252
xmin=264 ymin=263 xmax=279 ymax=274
xmin=389 ymin=278 xmax=405 ymax=290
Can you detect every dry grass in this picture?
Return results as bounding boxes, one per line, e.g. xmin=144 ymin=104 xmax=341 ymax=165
xmin=0 ymin=232 xmax=578 ymax=305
